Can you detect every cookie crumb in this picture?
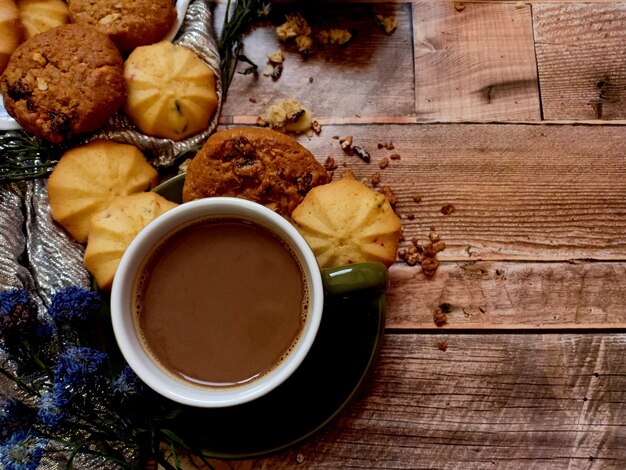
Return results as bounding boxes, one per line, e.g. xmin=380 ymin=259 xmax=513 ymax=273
xmin=433 ymin=306 xmax=448 ymax=327
xmin=267 ymin=50 xmax=285 ymax=63
xmin=311 ymin=120 xmax=322 ymax=135
xmin=256 ymin=116 xmax=269 ymax=127
xmin=378 ymin=156 xmax=389 ymax=169
xmin=441 ymin=203 xmax=455 ymax=215
xmin=407 ymin=214 xmax=415 ymax=220
xmin=371 ymin=171 xmax=381 ymax=187
xmin=340 ymin=135 xmax=353 ymax=151
xmin=389 ymin=153 xmax=401 ymax=160
xmin=249 ymin=97 xmax=257 ymax=103
xmin=332 ymin=135 xmax=340 ymax=140
xmin=437 ymin=340 xmax=448 ymax=351
xmin=375 ymin=15 xmax=398 ymax=34
xmin=324 ymin=156 xmax=338 ymax=171
xmin=262 ymin=64 xmax=274 ymax=76
xmin=309 ymin=76 xmax=314 ymax=83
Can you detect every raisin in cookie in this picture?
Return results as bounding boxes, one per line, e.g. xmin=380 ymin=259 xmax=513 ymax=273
xmin=1 ymin=24 xmax=125 ymax=143
xmin=182 ymin=127 xmax=331 ymax=217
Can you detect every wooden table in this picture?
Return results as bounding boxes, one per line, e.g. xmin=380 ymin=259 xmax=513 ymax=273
xmin=206 ymin=1 xmax=626 ymax=468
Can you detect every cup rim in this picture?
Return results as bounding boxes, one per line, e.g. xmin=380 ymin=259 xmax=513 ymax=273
xmin=110 ymin=197 xmax=324 ymax=407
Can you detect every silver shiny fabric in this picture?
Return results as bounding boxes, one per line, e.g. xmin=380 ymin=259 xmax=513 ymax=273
xmin=0 ymin=1 xmax=221 ymax=467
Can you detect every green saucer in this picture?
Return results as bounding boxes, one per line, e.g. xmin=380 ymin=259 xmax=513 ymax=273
xmin=153 ymin=175 xmax=387 ymax=459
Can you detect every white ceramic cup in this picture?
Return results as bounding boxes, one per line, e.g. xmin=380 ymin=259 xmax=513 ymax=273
xmin=111 ymin=197 xmax=324 ymax=408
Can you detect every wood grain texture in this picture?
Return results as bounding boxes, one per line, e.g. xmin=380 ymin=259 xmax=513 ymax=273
xmin=216 ymin=2 xmax=416 ymax=119
xmin=386 ymin=261 xmax=626 ymax=329
xmin=224 ymin=334 xmax=626 ymax=469
xmin=292 ymin=123 xmax=626 ymax=261
xmin=412 ymin=1 xmax=541 ymax=121
xmin=533 ymin=3 xmax=626 ymax=120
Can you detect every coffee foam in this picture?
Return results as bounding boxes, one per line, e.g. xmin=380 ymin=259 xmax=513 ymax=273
xmin=131 ymin=215 xmax=311 ymax=391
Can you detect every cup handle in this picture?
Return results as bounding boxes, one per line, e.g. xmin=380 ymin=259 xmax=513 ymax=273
xmin=321 ymin=262 xmax=389 ymax=298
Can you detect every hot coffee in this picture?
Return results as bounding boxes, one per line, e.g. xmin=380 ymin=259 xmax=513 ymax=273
xmin=132 ymin=217 xmax=308 ymax=388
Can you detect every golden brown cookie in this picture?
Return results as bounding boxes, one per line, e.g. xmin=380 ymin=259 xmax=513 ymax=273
xmin=1 ymin=24 xmax=125 ymax=144
xmin=68 ymin=0 xmax=176 ymax=54
xmin=48 ymin=140 xmax=158 ymax=243
xmin=84 ymin=192 xmax=178 ymax=291
xmin=16 ymin=0 xmax=69 ymax=40
xmin=124 ymin=41 xmax=218 ymax=141
xmin=182 ymin=127 xmax=331 ymax=217
xmin=292 ymin=175 xmax=401 ymax=268
xmin=0 ymin=0 xmax=23 ymax=74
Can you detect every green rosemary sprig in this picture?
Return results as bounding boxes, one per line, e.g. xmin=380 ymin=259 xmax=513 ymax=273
xmin=218 ymin=0 xmax=271 ymax=98
xmin=0 ymin=132 xmax=66 ymax=184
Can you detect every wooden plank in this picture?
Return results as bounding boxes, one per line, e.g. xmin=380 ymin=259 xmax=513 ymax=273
xmin=533 ymin=3 xmax=626 ymax=120
xmin=233 ymin=334 xmax=626 ymax=469
xmin=386 ymin=261 xmax=626 ymax=329
xmin=292 ymin=123 xmax=626 ymax=261
xmin=412 ymin=1 xmax=541 ymax=121
xmin=216 ymin=2 xmax=416 ymax=119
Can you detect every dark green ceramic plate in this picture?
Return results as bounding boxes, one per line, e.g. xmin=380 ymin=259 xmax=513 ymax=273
xmin=153 ymin=175 xmax=386 ymax=459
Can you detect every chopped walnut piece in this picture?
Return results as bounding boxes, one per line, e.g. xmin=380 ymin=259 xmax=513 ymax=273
xmin=276 ymin=13 xmax=311 ymax=41
xmin=317 ymin=29 xmax=352 ymax=45
xmin=375 ymin=15 xmax=398 ymax=34
xmin=324 ymin=156 xmax=338 ymax=171
xmin=352 ymin=146 xmax=371 ymax=163
xmin=441 ymin=203 xmax=455 ymax=215
xmin=32 ymin=52 xmax=46 ymax=65
xmin=389 ymin=153 xmax=401 ymax=160
xmin=371 ymin=171 xmax=381 ymax=186
xmin=267 ymin=50 xmax=285 ymax=63
xmin=429 ymin=231 xmax=440 ymax=243
xmin=256 ymin=116 xmax=269 ymax=127
xmin=433 ymin=306 xmax=447 ymax=327
xmin=432 ymin=241 xmax=446 ymax=253
xmin=437 ymin=340 xmax=448 ymax=351
xmin=311 ymin=120 xmax=322 ymax=135
xmin=36 ymin=77 xmax=48 ymax=91
xmin=422 ymin=257 xmax=440 ymax=276
xmin=99 ymin=12 xmax=122 ymax=25
xmin=339 ymin=136 xmax=353 ymax=151
xmin=378 ymin=157 xmax=389 ymax=169
xmin=296 ymin=35 xmax=314 ymax=54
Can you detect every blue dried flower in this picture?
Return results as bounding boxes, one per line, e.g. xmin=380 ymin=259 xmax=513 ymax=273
xmin=48 ymin=286 xmax=101 ymax=324
xmin=0 ymin=431 xmax=45 ymax=470
xmin=37 ymin=383 xmax=68 ymax=428
xmin=0 ymin=289 xmax=38 ymax=335
xmin=54 ymin=346 xmax=108 ymax=388
xmin=0 ymin=400 xmax=30 ymax=441
xmin=112 ymin=365 xmax=144 ymax=398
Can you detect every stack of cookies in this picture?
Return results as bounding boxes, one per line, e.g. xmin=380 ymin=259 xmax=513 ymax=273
xmin=0 ymin=0 xmax=218 ymax=143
